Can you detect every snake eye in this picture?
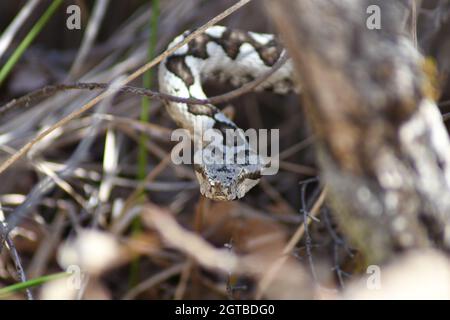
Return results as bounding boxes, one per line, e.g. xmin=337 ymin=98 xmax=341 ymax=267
xmin=241 ymin=169 xmax=261 ymax=181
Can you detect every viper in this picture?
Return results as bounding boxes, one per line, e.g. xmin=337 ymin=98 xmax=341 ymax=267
xmin=159 ymin=26 xmax=298 ymax=201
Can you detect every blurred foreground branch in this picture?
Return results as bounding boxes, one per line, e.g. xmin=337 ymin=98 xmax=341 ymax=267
xmin=266 ymin=0 xmax=450 ymax=263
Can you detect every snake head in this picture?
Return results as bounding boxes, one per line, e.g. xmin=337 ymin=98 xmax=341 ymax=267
xmin=194 ymin=163 xmax=262 ymax=201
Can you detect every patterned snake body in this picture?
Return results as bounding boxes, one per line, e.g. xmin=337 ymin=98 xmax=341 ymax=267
xmin=159 ymin=26 xmax=297 ymax=200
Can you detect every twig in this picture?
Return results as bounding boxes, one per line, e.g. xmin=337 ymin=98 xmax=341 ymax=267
xmin=68 ymin=0 xmax=110 ymax=77
xmin=118 ymin=154 xmax=173 ymax=221
xmin=255 ymin=187 xmax=326 ymax=299
xmin=0 ymin=55 xmax=288 ymax=117
xmin=410 ymin=0 xmax=418 ymax=49
xmin=122 ymin=262 xmax=186 ymax=300
xmin=4 ymin=233 xmax=33 ymax=300
xmin=0 ymin=222 xmax=5 ymax=267
xmin=321 ymin=207 xmax=353 ymax=289
xmin=300 ymin=181 xmax=319 ymax=284
xmin=174 ymin=259 xmax=194 ymax=300
xmin=279 ymin=136 xmax=314 ymax=160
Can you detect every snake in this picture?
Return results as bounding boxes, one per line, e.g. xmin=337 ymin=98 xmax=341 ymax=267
xmin=159 ymin=26 xmax=297 ymax=201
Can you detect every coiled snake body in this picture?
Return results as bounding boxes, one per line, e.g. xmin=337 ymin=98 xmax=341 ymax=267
xmin=159 ymin=26 xmax=297 ymax=201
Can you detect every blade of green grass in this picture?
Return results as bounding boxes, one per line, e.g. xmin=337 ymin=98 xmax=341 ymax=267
xmin=0 ymin=272 xmax=69 ymax=298
xmin=129 ymin=0 xmax=160 ymax=288
xmin=137 ymin=0 xmax=160 ymax=182
xmin=0 ymin=0 xmax=63 ymax=87
xmin=0 ymin=0 xmax=40 ymax=60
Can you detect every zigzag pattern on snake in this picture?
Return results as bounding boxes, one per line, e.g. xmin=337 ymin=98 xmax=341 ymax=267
xmin=159 ymin=26 xmax=298 ymax=201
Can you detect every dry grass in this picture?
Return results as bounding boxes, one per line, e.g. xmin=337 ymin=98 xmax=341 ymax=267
xmin=0 ymin=0 xmax=449 ymax=300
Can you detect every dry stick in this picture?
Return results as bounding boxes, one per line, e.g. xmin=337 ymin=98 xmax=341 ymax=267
xmin=0 ymin=145 xmax=87 ymax=208
xmin=0 ymin=223 xmax=4 ymax=258
xmin=0 ymin=0 xmax=253 ymax=177
xmin=322 ymin=207 xmax=350 ymax=288
xmin=123 ymin=262 xmax=187 ymax=300
xmin=410 ymin=0 xmax=418 ymax=49
xmin=68 ymin=0 xmax=110 ymax=77
xmin=119 ymin=154 xmax=173 ymax=220
xmin=5 ymin=235 xmax=33 ymax=300
xmin=0 ymin=54 xmax=288 ymax=117
xmin=259 ymin=179 xmax=298 ymax=214
xmin=279 ymin=135 xmax=314 ymax=160
xmin=0 ymin=84 xmax=197 ymax=116
xmin=255 ymin=187 xmax=326 ymax=299
xmin=174 ymin=259 xmax=194 ymax=300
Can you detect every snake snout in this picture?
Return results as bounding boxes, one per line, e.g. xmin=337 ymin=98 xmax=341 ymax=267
xmin=208 ymin=182 xmax=237 ymax=201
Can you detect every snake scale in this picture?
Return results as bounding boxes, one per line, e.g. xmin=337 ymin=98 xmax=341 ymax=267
xmin=159 ymin=26 xmax=298 ymax=201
